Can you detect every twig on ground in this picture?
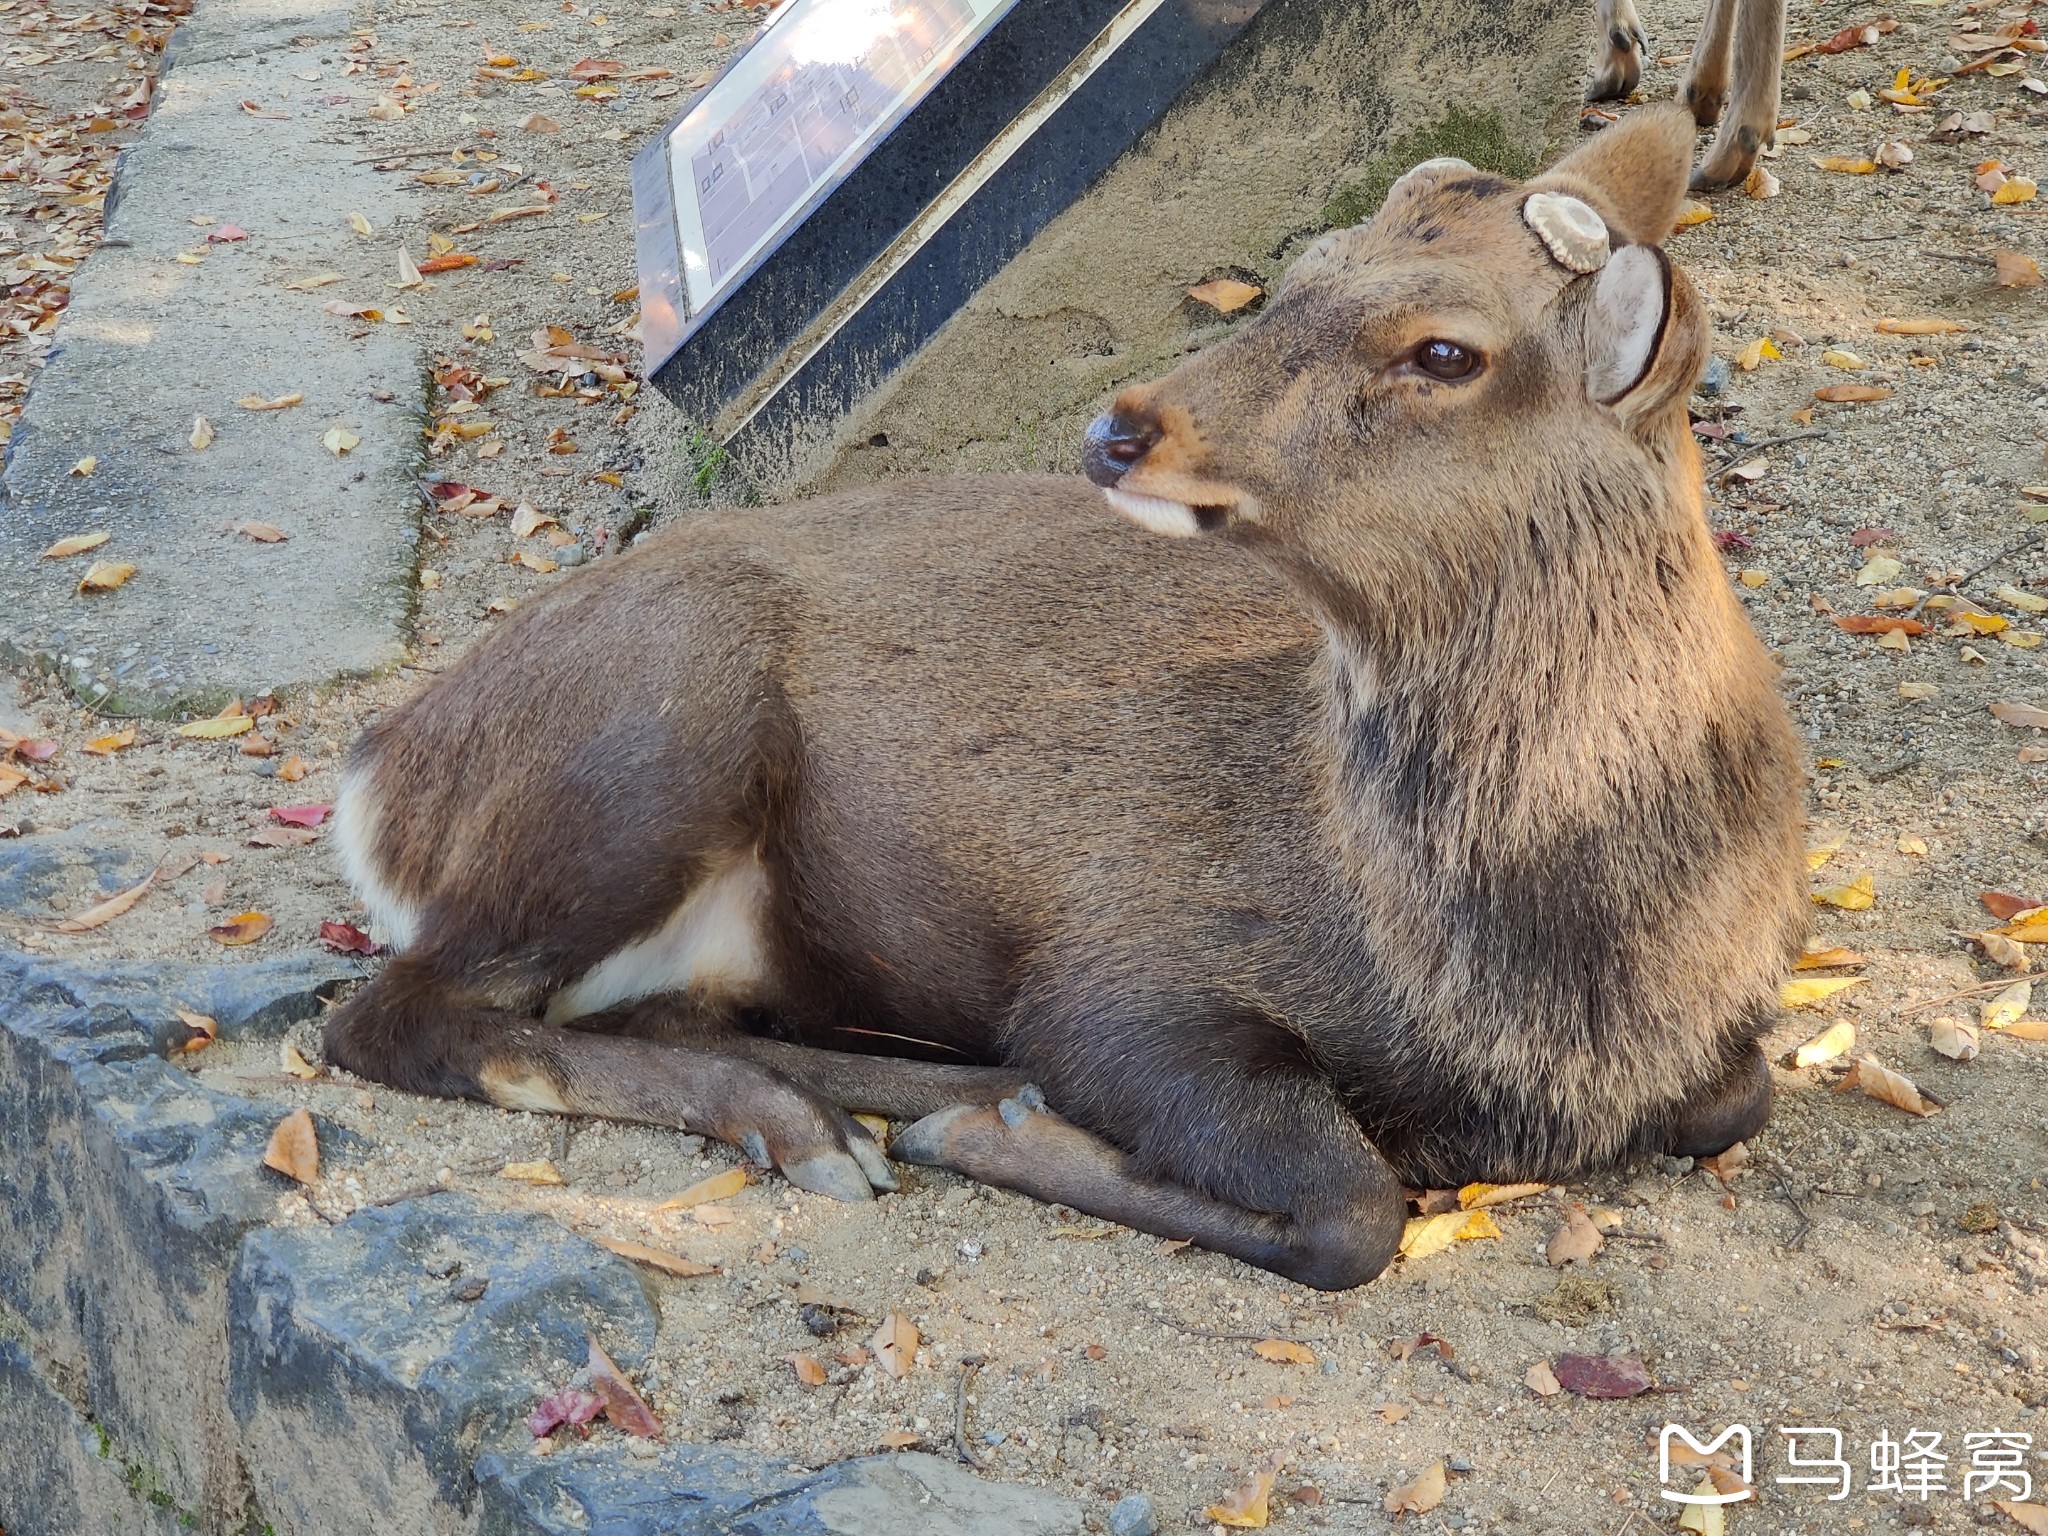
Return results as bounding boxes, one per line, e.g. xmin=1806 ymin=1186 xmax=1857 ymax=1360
xmin=1948 ymin=526 xmax=2048 ymax=596
xmin=1712 ymin=428 xmax=1833 ymax=461
xmin=1901 ymin=977 xmax=2029 ymax=1013
xmin=1772 ymin=1166 xmax=1813 ymax=1250
xmin=1160 ymin=1317 xmax=1327 ymax=1345
xmin=953 ymin=1354 xmax=990 ymax=1470
xmin=1922 ymin=248 xmax=1998 ymax=268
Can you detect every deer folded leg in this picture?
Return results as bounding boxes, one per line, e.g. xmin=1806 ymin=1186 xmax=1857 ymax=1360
xmin=1663 ymin=1042 xmax=1773 ymax=1158
xmin=325 ymin=960 xmax=896 ymax=1200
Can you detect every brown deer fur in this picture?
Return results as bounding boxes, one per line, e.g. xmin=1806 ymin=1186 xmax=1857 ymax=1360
xmin=1588 ymin=0 xmax=1785 ymax=191
xmin=325 ymin=107 xmax=1807 ymax=1290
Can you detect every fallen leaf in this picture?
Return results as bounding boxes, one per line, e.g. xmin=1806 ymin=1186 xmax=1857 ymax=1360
xmin=1898 ymin=681 xmax=1938 ymax=701
xmin=317 ymin=919 xmax=379 ymax=955
xmin=237 ymin=393 xmax=303 ymax=411
xmin=1399 ymin=1208 xmax=1500 ymax=1259
xmin=280 ymin=1042 xmax=321 ymax=1079
xmin=1547 ymin=1207 xmax=1604 ymax=1265
xmin=1735 ymin=335 xmax=1781 ymax=371
xmin=1977 ymin=930 xmax=2031 ymax=970
xmin=1252 ymin=1339 xmax=1317 ymax=1365
xmin=283 ymin=272 xmax=346 ymax=291
xmin=1815 ymin=155 xmax=1878 ymax=174
xmin=593 ymin=1236 xmax=718 ymax=1277
xmin=655 ymin=1166 xmax=746 ymax=1210
xmin=235 ymin=521 xmax=287 ymax=543
xmin=1791 ymin=1019 xmax=1857 ymax=1068
xmin=1835 ymin=1054 xmax=1940 ymax=1116
xmin=270 ymin=803 xmax=331 ymax=828
xmin=1805 ymin=830 xmax=1846 ymax=870
xmin=513 ymin=550 xmax=558 ymax=573
xmin=1984 ymin=891 xmax=2045 ymax=921
xmin=510 ymin=502 xmax=556 ymax=538
xmin=40 ymin=530 xmax=110 ymax=559
xmin=1207 ymin=1450 xmax=1285 ymax=1528
xmin=1815 ymin=384 xmax=1893 ymax=403
xmin=1676 ymin=1480 xmax=1727 ymax=1536
xmin=1699 ymin=1142 xmax=1748 ymax=1182
xmin=366 ymin=95 xmax=405 ymax=122
xmin=786 ymin=1352 xmax=827 ymax=1386
xmin=321 ymin=426 xmax=361 ymax=456
xmin=586 ymin=1335 xmax=661 ymax=1438
xmin=1834 ymin=614 xmax=1924 ymax=636
xmin=76 ymin=560 xmax=136 ymax=593
xmin=1783 ymin=975 xmax=1866 ymax=1010
xmin=871 ymin=1311 xmax=919 ymax=1379
xmin=247 ymin=826 xmax=317 ymax=848
xmin=1930 ymin=1016 xmax=1981 ymax=1061
xmin=1813 ymin=873 xmax=1876 ymax=911
xmin=190 ymin=415 xmax=215 ymax=450
xmin=276 ymin=753 xmax=309 ymax=783
xmin=1377 ymin=1400 xmax=1413 ymax=1423
xmin=1744 ymin=164 xmax=1780 ymax=199
xmin=1384 ymin=1462 xmax=1447 ymax=1517
xmin=263 ymin=1107 xmax=319 ymax=1183
xmin=173 ymin=1007 xmax=218 ymax=1054
xmin=1673 ymin=198 xmax=1714 ymax=229
xmin=1997 ymin=249 xmax=2046 ymax=287
xmin=500 ymin=1159 xmax=565 ymax=1185
xmin=1994 ymin=176 xmax=2039 ymax=205
xmin=1525 ymin=1359 xmax=1562 ymax=1396
xmin=177 ymin=715 xmax=253 ymax=739
xmin=1855 ymin=553 xmax=1904 ymax=585
xmin=877 ymin=1429 xmax=921 ymax=1450
xmin=1458 ymin=1181 xmax=1548 ymax=1208
xmin=1982 ymin=980 xmax=2033 ymax=1029
xmin=1993 ymin=1503 xmax=2048 ymax=1535
xmin=1552 ymin=1353 xmax=1653 ymax=1398
xmin=527 ymin=1386 xmax=603 ymax=1437
xmin=1822 ymin=348 xmax=1867 ymax=370
xmin=1992 ymin=701 xmax=2048 ymax=730
xmin=208 ymin=910 xmax=272 ymax=946
xmin=83 ymin=725 xmax=137 ymax=755
xmin=1876 ymin=316 xmax=1967 ymax=334
xmin=1796 ymin=945 xmax=1867 ymax=969
xmin=47 ymin=876 xmax=151 ymax=937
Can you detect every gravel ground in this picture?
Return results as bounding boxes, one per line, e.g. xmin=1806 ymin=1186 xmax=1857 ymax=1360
xmin=7 ymin=0 xmax=2048 ymax=1531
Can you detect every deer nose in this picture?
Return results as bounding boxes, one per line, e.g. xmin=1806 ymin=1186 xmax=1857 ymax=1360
xmin=1082 ymin=409 xmax=1161 ymax=488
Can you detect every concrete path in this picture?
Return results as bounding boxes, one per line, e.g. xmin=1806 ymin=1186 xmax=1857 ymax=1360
xmin=0 ymin=0 xmax=427 ymax=718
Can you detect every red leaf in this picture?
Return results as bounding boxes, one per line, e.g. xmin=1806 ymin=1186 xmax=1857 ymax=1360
xmin=1848 ymin=527 xmax=1896 ymax=548
xmin=586 ymin=1336 xmax=662 ymax=1438
xmin=10 ymin=738 xmax=60 ymax=762
xmin=526 ymin=1386 xmax=603 ymax=1438
xmin=568 ymin=57 xmax=623 ymax=81
xmin=206 ymin=222 xmax=249 ymax=243
xmin=427 ymin=480 xmax=479 ymax=501
xmin=417 ymin=254 xmax=478 ymax=275
xmin=1712 ymin=530 xmax=1754 ymax=552
xmin=1833 ymin=615 xmax=1925 ymax=635
xmin=1817 ymin=22 xmax=1875 ymax=52
xmin=270 ymin=804 xmax=332 ymax=828
xmin=318 ymin=920 xmax=381 ymax=956
xmin=1552 ymin=1353 xmax=1654 ymax=1399
xmin=1982 ymin=891 xmax=2044 ymax=921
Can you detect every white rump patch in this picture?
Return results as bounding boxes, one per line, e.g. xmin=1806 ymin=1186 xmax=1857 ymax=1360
xmin=1104 ymin=487 xmax=1201 ymax=538
xmin=330 ymin=767 xmax=421 ymax=952
xmin=546 ymin=852 xmax=772 ymax=1024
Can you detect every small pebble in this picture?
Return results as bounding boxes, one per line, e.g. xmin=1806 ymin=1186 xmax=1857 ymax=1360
xmin=1107 ymin=1492 xmax=1158 ymax=1536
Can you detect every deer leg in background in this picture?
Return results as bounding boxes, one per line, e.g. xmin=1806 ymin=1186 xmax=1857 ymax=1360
xmin=1585 ymin=0 xmax=1649 ymax=103
xmin=1690 ymin=0 xmax=1784 ymax=189
xmin=893 ymin=997 xmax=1407 ymax=1291
xmin=1678 ymin=0 xmax=1739 ymax=130
xmin=325 ymin=954 xmax=899 ymax=1200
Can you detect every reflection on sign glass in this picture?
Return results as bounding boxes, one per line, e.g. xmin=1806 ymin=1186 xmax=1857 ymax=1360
xmin=664 ymin=0 xmax=1015 ymax=319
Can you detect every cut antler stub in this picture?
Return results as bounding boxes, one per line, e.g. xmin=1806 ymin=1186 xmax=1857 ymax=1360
xmin=1524 ymin=192 xmax=1611 ymax=273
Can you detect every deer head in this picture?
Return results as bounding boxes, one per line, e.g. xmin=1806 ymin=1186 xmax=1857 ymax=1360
xmin=1082 ymin=106 xmax=1709 ymax=637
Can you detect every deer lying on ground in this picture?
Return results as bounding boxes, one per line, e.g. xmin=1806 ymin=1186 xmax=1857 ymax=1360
xmin=1587 ymin=0 xmax=1784 ymax=190
xmin=327 ymin=107 xmax=1806 ymax=1290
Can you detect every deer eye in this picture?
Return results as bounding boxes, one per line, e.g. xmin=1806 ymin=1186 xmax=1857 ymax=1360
xmin=1413 ymin=339 xmax=1480 ymax=381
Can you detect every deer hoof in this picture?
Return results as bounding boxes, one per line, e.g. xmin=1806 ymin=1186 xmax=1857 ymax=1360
xmin=782 ymin=1148 xmax=884 ymax=1202
xmin=890 ymin=1103 xmax=978 ymax=1166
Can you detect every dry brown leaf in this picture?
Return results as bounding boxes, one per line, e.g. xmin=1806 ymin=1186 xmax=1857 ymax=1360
xmin=655 ymin=1166 xmax=746 ymax=1210
xmin=1377 ymin=1400 xmax=1413 ymax=1423
xmin=1992 ymin=701 xmax=2048 ymax=730
xmin=264 ymin=1107 xmax=319 ymax=1183
xmin=1699 ymin=1141 xmax=1748 ymax=1182
xmin=238 ymin=392 xmax=303 ymax=411
xmin=787 ymin=1353 xmax=827 ymax=1387
xmin=1930 ymin=1017 xmax=1980 ymax=1061
xmin=1994 ymin=1503 xmax=2048 ymax=1535
xmin=1815 ymin=384 xmax=1892 ymax=403
xmin=276 ymin=753 xmax=309 ymax=782
xmin=83 ymin=725 xmax=137 ymax=755
xmin=593 ymin=1236 xmax=718 ymax=1277
xmin=877 ymin=1430 xmax=921 ymax=1450
xmin=1206 ymin=1449 xmax=1285 ymax=1528
xmin=1525 ymin=1359 xmax=1562 ymax=1396
xmin=1876 ymin=316 xmax=1967 ymax=334
xmin=870 ymin=1311 xmax=919 ymax=1379
xmin=1252 ymin=1338 xmax=1317 ymax=1365
xmin=1977 ymin=931 xmax=2032 ymax=971
xmin=500 ymin=1160 xmax=565 ymax=1185
xmin=1384 ymin=1461 xmax=1448 ymax=1516
xmin=281 ymin=1042 xmax=322 ymax=1079
xmin=1547 ymin=1206 xmax=1604 ymax=1265
xmin=1835 ymin=1054 xmax=1940 ymax=1116
xmin=247 ymin=825 xmax=318 ymax=848
xmin=46 ymin=869 xmax=155 ymax=932
xmin=208 ymin=911 xmax=272 ymax=946
xmin=77 ymin=560 xmax=136 ymax=593
xmin=235 ymin=521 xmax=288 ymax=543
xmin=1187 ymin=278 xmax=1262 ymax=314
xmin=1795 ymin=944 xmax=1867 ymax=970
xmin=173 ymin=1007 xmax=218 ymax=1054
xmin=41 ymin=530 xmax=110 ymax=559
xmin=190 ymin=415 xmax=215 ymax=450
xmin=586 ymin=1335 xmax=662 ymax=1438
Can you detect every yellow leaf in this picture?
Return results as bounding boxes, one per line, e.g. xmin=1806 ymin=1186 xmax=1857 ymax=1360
xmin=1813 ymin=873 xmax=1876 ymax=910
xmin=321 ymin=426 xmax=361 ymax=456
xmin=1792 ymin=1019 xmax=1856 ymax=1067
xmin=1876 ymin=316 xmax=1966 ymax=335
xmin=1781 ymin=976 xmax=1866 ymax=1009
xmin=1737 ymin=568 xmax=1769 ymax=588
xmin=346 ymin=209 xmax=373 ymax=235
xmin=1821 ymin=348 xmax=1866 ymax=370
xmin=1951 ymin=610 xmax=2010 ymax=635
xmin=1815 ymin=155 xmax=1878 ymax=173
xmin=283 ymin=271 xmax=346 ymax=290
xmin=1805 ymin=830 xmax=1846 ymax=870
xmin=1384 ymin=1461 xmax=1448 ymax=1517
xmin=1676 ymin=1479 xmax=1726 ymax=1536
xmin=1735 ymin=335 xmax=1781 ymax=371
xmin=1206 ymin=1455 xmax=1282 ymax=1529
xmin=655 ymin=1166 xmax=746 ymax=1210
xmin=83 ymin=725 xmax=136 ymax=755
xmin=70 ymin=455 xmax=97 ymax=476
xmin=1458 ymin=1181 xmax=1547 ymax=1208
xmin=1993 ymin=175 xmax=2039 ymax=204
xmin=238 ymin=392 xmax=303 ymax=411
xmin=1982 ymin=980 xmax=2033 ymax=1030
xmin=1995 ymin=584 xmax=2048 ymax=613
xmin=500 ymin=1159 xmax=564 ymax=1185
xmin=208 ymin=910 xmax=273 ymax=946
xmin=281 ymin=1042 xmax=322 ymax=1079
xmin=1672 ymin=198 xmax=1714 ymax=229
xmin=1398 ymin=1208 xmax=1498 ymax=1259
xmin=176 ymin=715 xmax=253 ymax=738
xmin=1252 ymin=1338 xmax=1317 ymax=1365
xmin=1855 ymin=554 xmax=1904 ymax=586
xmin=40 ymin=530 xmax=110 ymax=559
xmin=76 ymin=560 xmax=136 ymax=593
xmin=1795 ymin=944 xmax=1866 ymax=970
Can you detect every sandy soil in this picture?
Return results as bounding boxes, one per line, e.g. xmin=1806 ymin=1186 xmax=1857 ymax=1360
xmin=6 ymin=0 xmax=2048 ymax=1531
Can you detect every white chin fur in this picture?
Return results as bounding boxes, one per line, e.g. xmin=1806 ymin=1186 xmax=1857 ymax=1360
xmin=1103 ymin=487 xmax=1200 ymax=537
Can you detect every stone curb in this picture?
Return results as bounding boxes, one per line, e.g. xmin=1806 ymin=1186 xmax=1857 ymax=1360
xmin=0 ymin=947 xmax=1084 ymax=1535
xmin=0 ymin=0 xmax=430 ymax=719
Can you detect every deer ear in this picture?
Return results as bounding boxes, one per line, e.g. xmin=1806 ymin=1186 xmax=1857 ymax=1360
xmin=1530 ymin=103 xmax=1694 ymax=248
xmin=1585 ymin=243 xmax=1705 ymax=420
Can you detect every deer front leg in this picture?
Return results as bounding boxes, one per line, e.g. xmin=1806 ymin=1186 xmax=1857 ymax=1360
xmin=325 ymin=958 xmax=899 ymax=1201
xmin=894 ymin=1000 xmax=1406 ymax=1290
xmin=1689 ymin=0 xmax=1785 ymax=190
xmin=1679 ymin=0 xmax=1740 ymax=128
xmin=1585 ymin=0 xmax=1649 ymax=103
